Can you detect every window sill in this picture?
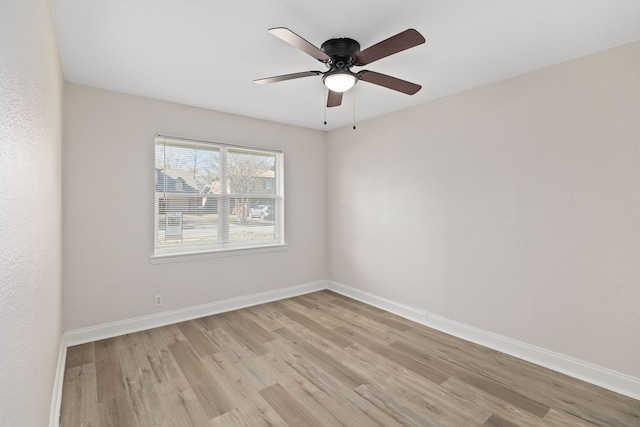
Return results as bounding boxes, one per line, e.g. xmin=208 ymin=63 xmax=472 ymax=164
xmin=150 ymin=243 xmax=288 ymax=264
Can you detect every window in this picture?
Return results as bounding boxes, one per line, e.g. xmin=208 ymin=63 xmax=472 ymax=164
xmin=152 ymin=135 xmax=285 ymax=262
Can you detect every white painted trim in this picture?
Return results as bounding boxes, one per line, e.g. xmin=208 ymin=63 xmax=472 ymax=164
xmin=61 ymin=279 xmax=640 ymax=402
xmin=327 ymin=281 xmax=428 ymax=324
xmin=327 ymin=280 xmax=640 ymax=401
xmin=64 ymin=280 xmax=326 ymax=346
xmin=150 ymin=243 xmax=288 ymax=264
xmin=50 ymin=335 xmax=67 ymax=427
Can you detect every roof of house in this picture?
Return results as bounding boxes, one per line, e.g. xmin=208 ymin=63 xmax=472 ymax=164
xmin=156 ymin=168 xmax=200 ymax=193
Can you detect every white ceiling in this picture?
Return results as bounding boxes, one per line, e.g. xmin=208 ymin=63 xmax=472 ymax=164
xmin=51 ymin=0 xmax=640 ymax=131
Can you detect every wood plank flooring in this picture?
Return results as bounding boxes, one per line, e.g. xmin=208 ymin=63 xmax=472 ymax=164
xmin=60 ymin=291 xmax=640 ymax=426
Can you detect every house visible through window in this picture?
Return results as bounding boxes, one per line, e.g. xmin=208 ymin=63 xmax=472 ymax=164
xmin=153 ymin=135 xmax=285 ymax=261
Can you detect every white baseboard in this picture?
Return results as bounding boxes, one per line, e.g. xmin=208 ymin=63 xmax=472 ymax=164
xmin=50 ymin=336 xmax=66 ymax=427
xmin=327 ymin=280 xmax=640 ymax=401
xmin=60 ymin=279 xmax=640 ymax=404
xmin=64 ymin=280 xmax=327 ymax=347
xmin=327 ymin=281 xmax=428 ymax=324
xmin=55 ymin=281 xmax=325 ymax=426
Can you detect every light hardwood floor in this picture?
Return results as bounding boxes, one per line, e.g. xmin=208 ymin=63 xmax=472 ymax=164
xmin=60 ymin=291 xmax=640 ymax=426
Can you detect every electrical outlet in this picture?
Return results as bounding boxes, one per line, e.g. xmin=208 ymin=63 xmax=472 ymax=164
xmin=154 ymin=294 xmax=163 ymax=306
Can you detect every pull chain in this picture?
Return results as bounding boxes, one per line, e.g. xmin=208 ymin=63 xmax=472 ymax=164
xmin=353 ymin=96 xmax=356 ymax=130
xmin=324 ymin=88 xmax=327 ymax=126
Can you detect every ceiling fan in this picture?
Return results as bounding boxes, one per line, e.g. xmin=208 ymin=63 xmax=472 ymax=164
xmin=254 ymin=27 xmax=426 ymax=108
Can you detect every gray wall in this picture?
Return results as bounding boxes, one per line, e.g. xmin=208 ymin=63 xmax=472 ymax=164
xmin=62 ymin=84 xmax=327 ymax=330
xmin=327 ymin=41 xmax=640 ymax=378
xmin=0 ymin=0 xmax=63 ymax=425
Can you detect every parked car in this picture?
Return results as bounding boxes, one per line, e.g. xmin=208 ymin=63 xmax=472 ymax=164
xmin=248 ymin=205 xmax=270 ymax=220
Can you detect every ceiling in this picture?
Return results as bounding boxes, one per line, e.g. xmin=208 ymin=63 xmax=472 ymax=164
xmin=51 ymin=0 xmax=640 ymax=131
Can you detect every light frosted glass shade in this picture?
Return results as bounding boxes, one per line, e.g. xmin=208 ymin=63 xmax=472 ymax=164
xmin=323 ymin=72 xmax=357 ymax=93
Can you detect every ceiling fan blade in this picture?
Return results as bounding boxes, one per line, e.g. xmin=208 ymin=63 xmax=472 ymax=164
xmin=268 ymin=27 xmax=331 ymax=62
xmin=358 ymin=71 xmax=422 ymax=95
xmin=327 ymin=90 xmax=343 ymax=107
xmin=355 ymin=29 xmax=425 ymax=65
xmin=254 ymin=71 xmax=321 ymax=85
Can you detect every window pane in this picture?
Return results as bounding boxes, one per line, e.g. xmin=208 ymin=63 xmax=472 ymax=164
xmin=156 ymin=196 xmax=218 ymax=247
xmin=229 ymin=197 xmax=277 ymax=243
xmin=227 ymin=149 xmax=277 ymax=196
xmin=155 ymin=142 xmax=220 ymax=194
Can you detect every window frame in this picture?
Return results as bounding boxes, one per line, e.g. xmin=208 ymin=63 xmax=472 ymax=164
xmin=151 ymin=135 xmax=286 ymax=264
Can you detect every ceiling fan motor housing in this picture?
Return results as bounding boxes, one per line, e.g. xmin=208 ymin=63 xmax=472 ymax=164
xmin=321 ymin=38 xmax=360 ymax=68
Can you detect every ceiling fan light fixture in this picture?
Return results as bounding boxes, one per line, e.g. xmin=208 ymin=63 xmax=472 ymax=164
xmin=323 ymin=71 xmax=357 ymax=93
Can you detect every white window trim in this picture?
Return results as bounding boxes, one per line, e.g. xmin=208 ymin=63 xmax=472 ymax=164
xmin=152 ymin=134 xmax=286 ymax=262
xmin=150 ymin=242 xmax=288 ymax=264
